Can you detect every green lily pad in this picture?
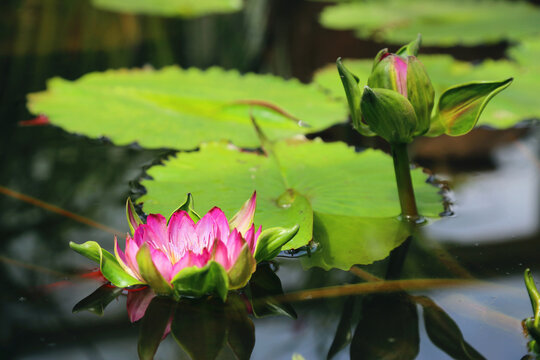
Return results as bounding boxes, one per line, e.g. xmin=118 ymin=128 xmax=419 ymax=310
xmin=138 ymin=139 xmax=442 ymax=270
xmin=92 ymin=0 xmax=242 ymax=17
xmin=319 ymin=0 xmax=540 ymax=46
xmin=27 ymin=66 xmax=347 ymax=150
xmin=314 ymin=55 xmax=540 ymax=130
xmin=508 ymin=38 xmax=540 ymax=69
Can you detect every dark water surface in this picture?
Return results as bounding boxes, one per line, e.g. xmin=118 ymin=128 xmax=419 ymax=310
xmin=1 ymin=1 xmax=540 ymax=359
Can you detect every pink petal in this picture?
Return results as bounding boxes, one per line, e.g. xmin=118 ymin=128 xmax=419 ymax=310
xmin=114 ymin=236 xmax=128 ymax=264
xmin=145 ymin=214 xmax=169 ymax=251
xmin=150 ymin=248 xmax=173 ymax=282
xmin=253 ymin=225 xmax=262 ymax=255
xmin=191 ymin=248 xmax=212 ymax=268
xmin=244 ymin=225 xmax=255 ymax=254
xmin=133 ymin=225 xmax=146 ymax=246
xmin=393 ymin=56 xmax=408 ymax=97
xmin=171 ymin=254 xmax=192 ymax=279
xmin=168 ymin=211 xmax=196 ymax=260
xmin=226 ymin=229 xmax=246 ymax=266
xmin=126 ymin=287 xmax=155 ymax=323
xmin=214 ymin=241 xmax=231 ymax=270
xmin=125 ymin=236 xmax=142 ymax=276
xmin=195 ymin=210 xmax=219 ymax=251
xmin=229 ymin=192 xmax=256 ymax=236
xmin=208 ymin=207 xmax=231 ymax=240
xmin=115 ymin=236 xmax=141 ymax=280
xmin=170 ymin=249 xmax=212 ymax=279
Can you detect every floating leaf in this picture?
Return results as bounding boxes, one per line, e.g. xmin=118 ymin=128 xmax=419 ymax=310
xmin=92 ymin=0 xmax=242 ymax=17
xmin=139 ymin=139 xmax=442 ymax=270
xmin=301 ymin=215 xmax=411 ymax=270
xmin=314 ymin=55 xmax=540 ymax=131
xmin=508 ymin=39 xmax=540 ymax=68
xmin=319 ymin=0 xmax=540 ymax=46
xmin=27 ymin=67 xmax=346 ymax=150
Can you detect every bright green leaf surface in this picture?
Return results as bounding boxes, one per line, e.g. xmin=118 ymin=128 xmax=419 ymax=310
xmin=139 ymin=140 xmax=442 ymax=270
xmin=27 ymin=66 xmax=346 ymax=150
xmin=314 ymin=55 xmax=540 ymax=130
xmin=92 ymin=0 xmax=242 ymax=17
xmin=319 ymin=0 xmax=540 ymax=46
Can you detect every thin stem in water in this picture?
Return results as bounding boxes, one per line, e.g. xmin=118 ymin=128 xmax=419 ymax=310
xmin=391 ymin=143 xmax=419 ymax=221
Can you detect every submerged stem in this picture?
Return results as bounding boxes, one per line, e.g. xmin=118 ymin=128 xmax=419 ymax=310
xmin=391 ymin=143 xmax=419 ymax=222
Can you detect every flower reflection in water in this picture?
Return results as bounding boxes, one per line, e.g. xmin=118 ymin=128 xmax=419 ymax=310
xmin=73 ymin=263 xmax=296 ymax=360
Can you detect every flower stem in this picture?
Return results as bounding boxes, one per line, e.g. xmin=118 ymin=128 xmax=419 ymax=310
xmin=391 ymin=143 xmax=419 ymax=222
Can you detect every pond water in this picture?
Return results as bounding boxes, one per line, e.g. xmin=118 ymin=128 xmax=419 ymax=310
xmin=1 ymin=1 xmax=540 ymax=359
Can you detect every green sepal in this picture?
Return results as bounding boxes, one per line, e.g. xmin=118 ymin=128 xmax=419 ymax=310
xmin=136 ymin=243 xmax=173 ymax=295
xmin=170 ymin=193 xmax=201 ymax=223
xmin=396 ymin=34 xmax=422 ymax=57
xmin=360 ymin=86 xmax=417 ymax=144
xmin=72 ymin=284 xmax=123 ymax=316
xmin=427 ymin=78 xmax=513 ymax=137
xmin=171 ymin=261 xmax=229 ymax=301
xmin=525 ymin=269 xmax=540 ymax=333
xmin=254 ymin=225 xmax=300 ymax=262
xmin=69 ymin=241 xmax=142 ymax=287
xmin=406 ymin=56 xmax=435 ymax=135
xmin=227 ymin=243 xmax=257 ymax=290
xmin=126 ymin=197 xmax=144 ymax=236
xmin=336 ymin=58 xmax=375 ymax=137
xmin=171 ymin=193 xmax=201 ymax=223
xmin=372 ymin=48 xmax=389 ymax=71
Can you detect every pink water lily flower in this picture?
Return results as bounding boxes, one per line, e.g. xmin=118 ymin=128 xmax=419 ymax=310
xmin=70 ymin=191 xmax=299 ymax=300
xmin=116 ymin=192 xmax=261 ymax=288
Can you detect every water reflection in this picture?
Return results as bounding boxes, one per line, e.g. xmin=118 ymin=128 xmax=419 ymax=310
xmin=73 ymin=263 xmax=296 ymax=360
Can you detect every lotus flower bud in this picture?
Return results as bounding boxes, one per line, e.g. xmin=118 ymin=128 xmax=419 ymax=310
xmin=367 ymin=38 xmax=435 ymax=136
xmin=360 ymin=86 xmax=417 ymax=144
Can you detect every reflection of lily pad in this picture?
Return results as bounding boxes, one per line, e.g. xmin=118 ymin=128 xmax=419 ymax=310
xmin=139 ymin=139 xmax=442 ymax=269
xmin=319 ymin=0 xmax=540 ymax=46
xmin=27 ymin=67 xmax=346 ymax=150
xmin=92 ymin=0 xmax=242 ymax=17
xmin=314 ymin=55 xmax=540 ymax=130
